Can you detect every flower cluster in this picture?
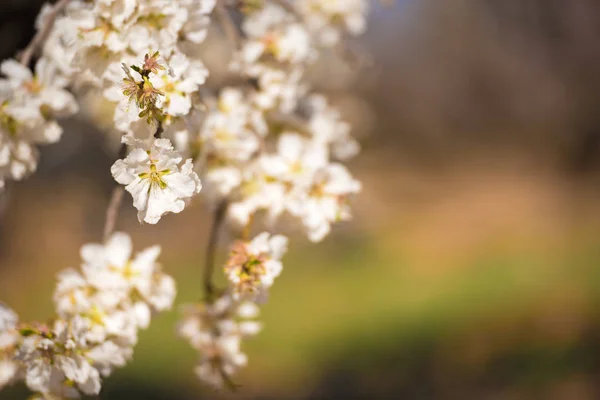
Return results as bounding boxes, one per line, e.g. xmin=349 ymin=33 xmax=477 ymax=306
xmin=178 ymin=232 xmax=286 ymax=387
xmin=0 ymin=304 xmax=20 ymax=391
xmin=178 ymin=294 xmax=261 ymax=388
xmin=16 ymin=317 xmax=102 ymax=399
xmin=0 ymin=0 xmax=370 ymax=395
xmin=0 ymin=59 xmax=77 ymax=189
xmin=0 ymin=233 xmax=175 ymax=398
xmin=296 ymin=0 xmax=369 ymax=46
xmin=50 ymin=0 xmax=211 ymax=142
xmin=173 ymin=2 xmax=367 ymax=386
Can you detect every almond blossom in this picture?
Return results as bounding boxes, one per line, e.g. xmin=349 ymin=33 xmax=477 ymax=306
xmin=111 ymin=137 xmax=202 ymax=224
xmin=224 ymin=232 xmax=288 ymax=301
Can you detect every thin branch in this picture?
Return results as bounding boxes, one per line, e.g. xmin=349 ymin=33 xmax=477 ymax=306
xmin=203 ymin=201 xmax=228 ymax=300
xmin=103 ymin=187 xmax=124 ymax=242
xmin=19 ymin=0 xmax=72 ymax=66
xmin=271 ymin=0 xmax=298 ymax=16
xmin=266 ymin=110 xmax=312 ymax=136
xmin=336 ymin=42 xmax=373 ymax=70
xmin=154 ymin=120 xmax=164 ymax=138
xmin=216 ymin=1 xmax=243 ymax=49
xmin=103 ymin=144 xmax=127 ymax=242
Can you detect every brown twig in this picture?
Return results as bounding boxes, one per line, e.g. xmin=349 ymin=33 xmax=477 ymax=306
xmin=102 ymin=143 xmax=127 ymax=242
xmin=204 ymin=201 xmax=228 ymax=300
xmin=103 ymin=186 xmax=125 ymax=242
xmin=216 ymin=1 xmax=243 ymax=49
xmin=154 ymin=120 xmax=164 ymax=138
xmin=19 ymin=0 xmax=72 ymax=66
xmin=271 ymin=0 xmax=298 ymax=17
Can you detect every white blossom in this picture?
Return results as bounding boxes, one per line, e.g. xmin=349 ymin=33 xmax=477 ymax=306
xmin=303 ymin=94 xmax=360 ymax=160
xmin=296 ymin=0 xmax=369 ymax=46
xmin=111 ymin=137 xmax=202 ymax=224
xmin=224 ymin=232 xmax=288 ymax=301
xmin=149 ymin=52 xmax=208 ymax=117
xmin=227 ymin=156 xmax=287 ymax=227
xmin=288 ymin=163 xmax=361 ymax=242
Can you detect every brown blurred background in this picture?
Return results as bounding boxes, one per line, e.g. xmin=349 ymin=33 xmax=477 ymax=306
xmin=2 ymin=0 xmax=600 ymax=399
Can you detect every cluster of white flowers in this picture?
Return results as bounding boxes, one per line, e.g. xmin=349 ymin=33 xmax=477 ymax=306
xmin=0 ymin=233 xmax=175 ymax=398
xmin=178 ymin=294 xmax=261 ymax=388
xmin=0 ymin=304 xmax=20 ymax=391
xmin=178 ymin=232 xmax=287 ymax=386
xmin=296 ymin=0 xmax=369 ymax=46
xmin=173 ymin=1 xmax=366 ymax=387
xmin=0 ymin=59 xmax=77 ymax=189
xmin=171 ymin=2 xmax=365 ymax=242
xmin=0 ymin=0 xmax=369 ymax=395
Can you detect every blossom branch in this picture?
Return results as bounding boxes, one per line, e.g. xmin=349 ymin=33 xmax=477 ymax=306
xmin=103 ymin=143 xmax=127 ymax=242
xmin=103 ymin=187 xmax=125 ymax=242
xmin=271 ymin=0 xmax=298 ymax=17
xmin=215 ymin=1 xmax=242 ymax=49
xmin=19 ymin=0 xmax=71 ymax=66
xmin=203 ymin=200 xmax=228 ymax=300
xmin=0 ymin=0 xmax=369 ymax=394
xmin=154 ymin=120 xmax=164 ymax=138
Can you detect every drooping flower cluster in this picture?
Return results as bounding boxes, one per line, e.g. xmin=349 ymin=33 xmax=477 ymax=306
xmin=0 ymin=59 xmax=77 ymax=189
xmin=178 ymin=232 xmax=287 ymax=387
xmin=0 ymin=233 xmax=175 ymax=398
xmin=173 ymin=1 xmax=367 ymax=386
xmin=0 ymin=0 xmax=370 ymax=395
xmin=177 ymin=294 xmax=261 ymax=388
xmin=0 ymin=304 xmax=20 ymax=391
xmin=54 ymin=232 xmax=176 ymax=346
xmin=16 ymin=317 xmax=102 ymax=398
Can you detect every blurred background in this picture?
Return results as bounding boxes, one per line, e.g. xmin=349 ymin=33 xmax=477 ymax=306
xmin=3 ymin=0 xmax=600 ymax=398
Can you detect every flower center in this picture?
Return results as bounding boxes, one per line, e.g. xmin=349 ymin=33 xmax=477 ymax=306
xmin=23 ymin=78 xmax=42 ymax=94
xmin=139 ymin=163 xmax=170 ymax=189
xmin=0 ymin=102 xmax=18 ymax=136
xmin=225 ymin=244 xmax=268 ymax=295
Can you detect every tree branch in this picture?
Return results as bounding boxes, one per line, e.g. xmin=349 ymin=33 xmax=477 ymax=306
xmin=203 ymin=201 xmax=228 ymax=300
xmin=103 ymin=187 xmax=124 ymax=242
xmin=271 ymin=0 xmax=298 ymax=16
xmin=19 ymin=0 xmax=72 ymax=66
xmin=154 ymin=120 xmax=164 ymax=138
xmin=103 ymin=143 xmax=127 ymax=242
xmin=216 ymin=1 xmax=243 ymax=49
